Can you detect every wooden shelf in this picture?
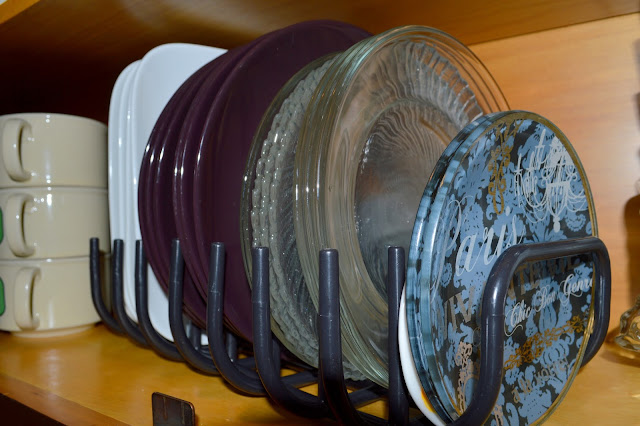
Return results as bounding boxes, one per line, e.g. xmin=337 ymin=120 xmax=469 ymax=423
xmin=0 ymin=3 xmax=638 ymax=424
xmin=0 ymin=326 xmax=330 ymax=424
xmin=1 ymin=324 xmax=638 ymax=424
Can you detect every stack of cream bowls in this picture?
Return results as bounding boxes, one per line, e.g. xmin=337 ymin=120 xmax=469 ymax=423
xmin=0 ymin=113 xmax=110 ymax=337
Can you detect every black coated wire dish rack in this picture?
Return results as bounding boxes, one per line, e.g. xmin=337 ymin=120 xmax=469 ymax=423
xmin=89 ymin=235 xmax=611 ymax=425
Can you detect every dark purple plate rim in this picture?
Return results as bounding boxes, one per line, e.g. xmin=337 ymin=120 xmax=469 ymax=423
xmin=172 ymin=43 xmax=256 ymax=335
xmin=139 ymin=54 xmax=232 ymax=327
xmin=191 ymin=20 xmax=373 ymax=341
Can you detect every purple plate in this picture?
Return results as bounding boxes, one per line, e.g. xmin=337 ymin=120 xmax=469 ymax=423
xmin=139 ymin=60 xmax=218 ymax=328
xmin=191 ymin=21 xmax=372 ymax=341
xmin=173 ymin=43 xmax=256 ymax=335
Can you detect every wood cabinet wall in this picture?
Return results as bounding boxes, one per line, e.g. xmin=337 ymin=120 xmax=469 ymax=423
xmin=0 ymin=0 xmax=637 ymax=122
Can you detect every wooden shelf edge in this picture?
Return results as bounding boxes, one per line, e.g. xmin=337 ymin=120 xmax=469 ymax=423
xmin=0 ymin=0 xmax=38 ymax=25
xmin=0 ymin=373 xmax=127 ymax=425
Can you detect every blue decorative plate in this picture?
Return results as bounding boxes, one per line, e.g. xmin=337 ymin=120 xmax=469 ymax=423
xmin=402 ymin=111 xmax=507 ymax=419
xmin=406 ymin=111 xmax=597 ymax=424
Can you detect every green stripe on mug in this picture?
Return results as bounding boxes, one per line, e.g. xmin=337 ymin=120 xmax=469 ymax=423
xmin=0 ymin=277 xmax=5 ymax=316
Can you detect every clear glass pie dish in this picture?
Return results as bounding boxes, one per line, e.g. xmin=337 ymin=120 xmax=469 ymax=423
xmin=241 ymin=54 xmax=366 ymax=379
xmin=293 ymin=25 xmax=509 ymax=386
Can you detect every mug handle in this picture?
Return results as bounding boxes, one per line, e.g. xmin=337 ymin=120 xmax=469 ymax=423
xmin=13 ymin=267 xmax=40 ymax=330
xmin=1 ymin=118 xmax=31 ymax=182
xmin=6 ymin=193 xmax=35 ymax=257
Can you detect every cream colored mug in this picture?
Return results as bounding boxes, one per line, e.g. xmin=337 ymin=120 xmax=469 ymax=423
xmin=0 ymin=187 xmax=110 ymax=259
xmin=0 ymin=255 xmax=109 ymax=336
xmin=0 ymin=113 xmax=107 ymax=188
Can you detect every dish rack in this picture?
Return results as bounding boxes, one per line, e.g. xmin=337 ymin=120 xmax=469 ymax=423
xmin=89 ymin=235 xmax=611 ymax=425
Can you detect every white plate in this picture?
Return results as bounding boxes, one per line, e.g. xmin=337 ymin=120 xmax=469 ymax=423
xmin=127 ymin=43 xmax=226 ymax=341
xmin=399 ymin=286 xmax=444 ymax=425
xmin=122 ymin=61 xmax=141 ymax=320
xmin=110 ymin=60 xmax=140 ymax=321
xmin=108 ymin=62 xmax=136 ymax=244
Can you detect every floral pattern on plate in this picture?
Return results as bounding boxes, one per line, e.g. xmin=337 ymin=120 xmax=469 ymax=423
xmin=407 ymin=111 xmax=597 ymax=425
